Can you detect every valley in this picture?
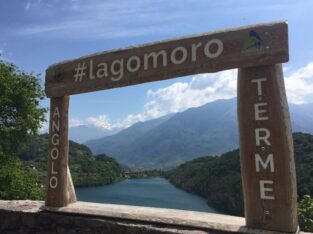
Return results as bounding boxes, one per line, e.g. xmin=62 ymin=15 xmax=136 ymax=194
xmin=84 ymin=98 xmax=313 ymax=169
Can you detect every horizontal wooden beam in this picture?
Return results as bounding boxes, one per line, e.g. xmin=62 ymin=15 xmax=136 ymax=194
xmin=45 ymin=21 xmax=288 ymax=97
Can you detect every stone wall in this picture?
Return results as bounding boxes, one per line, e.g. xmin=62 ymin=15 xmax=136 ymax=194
xmin=0 ymin=200 xmax=305 ymax=234
xmin=1 ymin=210 xmax=220 ymax=234
xmin=0 ymin=201 xmax=227 ymax=234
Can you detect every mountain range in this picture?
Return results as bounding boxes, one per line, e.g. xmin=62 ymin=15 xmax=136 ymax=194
xmin=69 ymin=125 xmax=120 ymax=143
xmin=85 ymin=98 xmax=313 ymax=169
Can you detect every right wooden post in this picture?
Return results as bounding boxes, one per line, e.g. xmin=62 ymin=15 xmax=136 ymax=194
xmin=237 ymin=64 xmax=298 ymax=232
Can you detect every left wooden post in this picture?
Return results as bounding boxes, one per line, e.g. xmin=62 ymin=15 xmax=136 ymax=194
xmin=46 ymin=96 xmax=76 ymax=207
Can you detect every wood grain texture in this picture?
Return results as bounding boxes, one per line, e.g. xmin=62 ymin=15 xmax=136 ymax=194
xmin=45 ymin=21 xmax=288 ymax=97
xmin=237 ymin=64 xmax=298 ymax=232
xmin=46 ymin=96 xmax=70 ymax=207
xmin=67 ymin=166 xmax=77 ymax=204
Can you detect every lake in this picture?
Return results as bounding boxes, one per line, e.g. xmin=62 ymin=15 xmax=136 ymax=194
xmin=76 ymin=177 xmax=219 ymax=213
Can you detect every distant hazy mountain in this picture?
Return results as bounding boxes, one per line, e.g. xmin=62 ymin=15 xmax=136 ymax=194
xmin=69 ymin=125 xmax=120 ymax=143
xmin=289 ymin=103 xmax=313 ymax=133
xmin=86 ymin=113 xmax=175 ymax=166
xmin=86 ymin=98 xmax=313 ymax=169
xmin=86 ymin=99 xmax=238 ymax=168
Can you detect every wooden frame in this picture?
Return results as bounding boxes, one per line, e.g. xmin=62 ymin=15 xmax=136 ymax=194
xmin=45 ymin=21 xmax=298 ymax=233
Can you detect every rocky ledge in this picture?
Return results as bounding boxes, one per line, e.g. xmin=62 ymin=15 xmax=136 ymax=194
xmin=0 ymin=200 xmax=305 ymax=234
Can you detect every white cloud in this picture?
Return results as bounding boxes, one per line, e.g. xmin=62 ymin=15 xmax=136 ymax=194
xmin=118 ymin=113 xmax=146 ymax=127
xmin=69 ymin=119 xmax=82 ymax=128
xmin=87 ymin=69 xmax=237 ymax=129
xmin=285 ymin=62 xmax=313 ymax=104
xmin=144 ymin=69 xmax=237 ymax=118
xmin=142 ymin=62 xmax=313 ymax=120
xmin=116 ymin=62 xmax=313 ymax=127
xmin=84 ymin=113 xmax=146 ymax=130
xmin=86 ymin=115 xmax=114 ymax=130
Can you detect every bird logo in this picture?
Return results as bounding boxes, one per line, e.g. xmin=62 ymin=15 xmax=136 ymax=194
xmin=243 ymin=30 xmax=262 ymax=50
xmin=54 ymin=67 xmax=64 ymax=81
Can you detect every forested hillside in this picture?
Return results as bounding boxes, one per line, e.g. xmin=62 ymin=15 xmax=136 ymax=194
xmin=167 ymin=132 xmax=313 ymax=216
xmin=19 ymin=134 xmax=123 ymax=187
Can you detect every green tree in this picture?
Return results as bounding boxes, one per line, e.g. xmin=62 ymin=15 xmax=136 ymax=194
xmin=298 ymin=195 xmax=313 ymax=232
xmin=167 ymin=133 xmax=313 ymax=218
xmin=0 ymin=60 xmax=46 ymax=200
xmin=0 ymin=152 xmax=43 ymax=200
xmin=19 ymin=134 xmax=124 ymax=188
xmin=0 ymin=60 xmax=46 ymax=155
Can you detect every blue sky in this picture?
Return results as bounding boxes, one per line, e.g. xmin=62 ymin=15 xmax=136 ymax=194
xmin=1 ymin=0 xmax=313 ymax=131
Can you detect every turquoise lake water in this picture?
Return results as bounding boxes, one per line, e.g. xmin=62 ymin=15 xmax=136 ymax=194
xmin=76 ymin=177 xmax=219 ymax=213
